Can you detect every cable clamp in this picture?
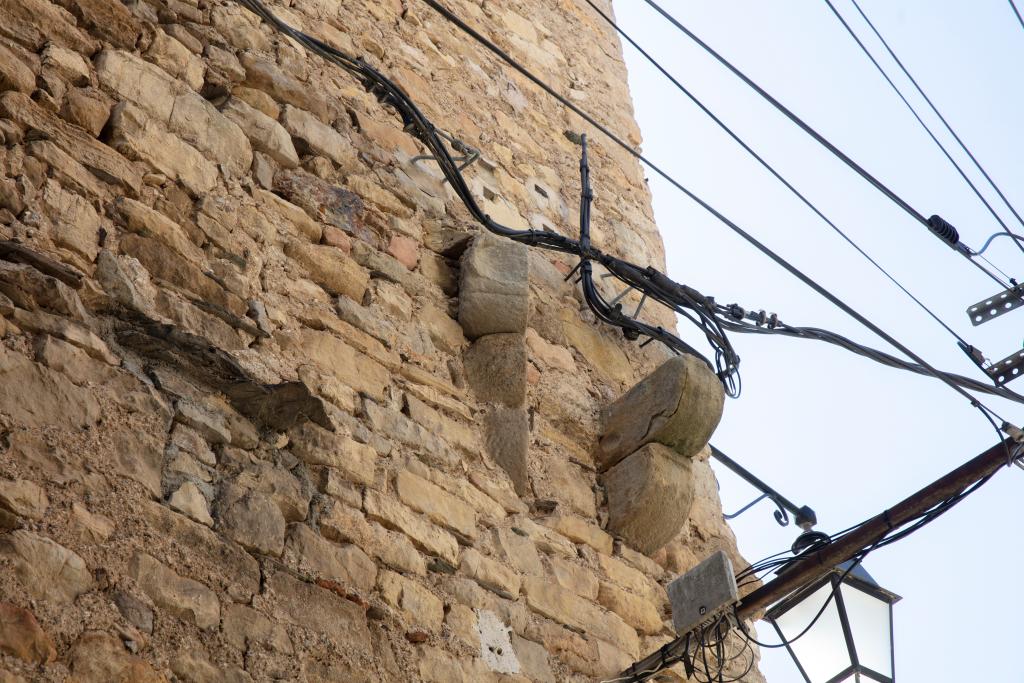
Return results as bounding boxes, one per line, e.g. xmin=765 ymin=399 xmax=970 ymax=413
xmin=1000 ymin=422 xmax=1024 ymax=468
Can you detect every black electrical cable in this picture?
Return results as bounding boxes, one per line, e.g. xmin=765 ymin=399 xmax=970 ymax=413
xmin=232 ymin=0 xmax=1022 ymax=426
xmin=413 ymin=0 xmax=1013 ymax=424
xmin=583 ymin=0 xmax=972 ymax=349
xmin=827 ymin=0 xmax=1024 ymax=259
xmin=1011 ymin=0 xmax=1024 ymax=33
xmin=641 ymin=0 xmax=1014 ymax=291
xmin=715 ymin=314 xmax=1024 ymax=405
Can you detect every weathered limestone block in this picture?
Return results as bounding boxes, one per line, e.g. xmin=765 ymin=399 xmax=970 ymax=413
xmin=0 ymin=43 xmax=35 ymax=94
xmin=11 ymin=308 xmax=118 ymax=365
xmin=253 ymin=188 xmax=320 ymax=241
xmin=0 ymin=603 xmax=56 ymax=664
xmin=62 ymin=87 xmax=113 ymax=137
xmin=459 ymin=548 xmax=521 ymax=598
xmin=289 ymin=422 xmax=375 ymax=486
xmin=604 ymin=443 xmax=695 ymax=555
xmin=42 ymin=44 xmax=91 ymax=86
xmin=168 ymin=482 xmax=214 ymax=527
xmin=0 ymin=531 xmax=92 ymax=603
xmin=548 ymin=556 xmax=599 ymax=600
xmin=107 ymin=102 xmax=218 ymax=195
xmin=240 ymin=53 xmax=328 ymax=119
xmin=378 ymin=570 xmax=444 ymax=632
xmin=222 ymin=97 xmax=300 ymax=168
xmin=463 ymin=333 xmax=527 ymax=408
xmin=281 ymin=105 xmax=355 ymax=168
xmin=595 ymin=354 xmax=724 ymax=472
xmin=58 ymin=0 xmax=142 ymax=50
xmin=278 ymin=328 xmax=389 ymax=401
xmin=70 ymin=503 xmax=115 ymax=545
xmin=139 ymin=500 xmax=260 ymax=602
xmin=458 ymin=233 xmax=528 ymax=338
xmin=129 ymin=552 xmax=220 ymax=630
xmin=0 ymin=0 xmax=98 ymax=54
xmin=222 ymin=603 xmax=293 ymax=654
xmin=284 ymin=238 xmax=369 ymax=302
xmin=0 ymin=479 xmax=48 ymax=520
xmin=218 ymin=488 xmax=286 ymax=557
xmin=320 ymin=503 xmax=426 ymax=576
xmin=0 ymin=261 xmax=86 ymax=319
xmin=282 ymin=523 xmax=377 ymax=592
xmin=543 ymin=513 xmax=613 ymax=555
xmin=396 ymin=469 xmax=477 ymax=540
xmin=0 ymin=92 xmax=140 ymax=194
xmin=521 ymin=577 xmax=640 ymax=656
xmin=28 ymin=140 xmax=106 ymax=199
xmin=96 ymin=50 xmax=252 ymax=177
xmin=483 ymin=406 xmax=529 ymax=496
xmin=115 ymin=197 xmax=204 ymax=265
xmin=146 ymin=31 xmax=205 ymax=91
xmin=266 ymin=571 xmax=371 ymax=649
xmin=67 ymin=631 xmax=165 ymax=683
xmin=597 ymin=582 xmax=664 ymax=635
xmin=39 ymin=179 xmax=101 ymax=261
xmin=233 ymin=463 xmax=310 ymax=522
xmin=363 ymin=489 xmax=459 ymax=565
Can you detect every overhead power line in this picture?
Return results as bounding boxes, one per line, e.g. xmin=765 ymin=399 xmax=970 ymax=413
xmin=1011 ymin=0 xmax=1024 ymax=32
xmin=640 ymin=0 xmax=1014 ymax=291
xmin=412 ymin=0 xmax=1009 ymax=419
xmin=826 ymin=0 xmax=1024 ymax=260
xmin=230 ymin=0 xmax=1020 ymax=422
xmin=582 ymin=0 xmax=971 ymax=351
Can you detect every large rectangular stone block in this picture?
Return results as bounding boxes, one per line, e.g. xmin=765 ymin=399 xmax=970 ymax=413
xmin=604 ymin=442 xmax=694 ymax=555
xmin=458 ymin=233 xmax=528 ymax=339
xmin=595 ymin=354 xmax=724 ymax=472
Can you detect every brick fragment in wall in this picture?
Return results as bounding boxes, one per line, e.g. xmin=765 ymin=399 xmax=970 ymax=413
xmin=604 ymin=442 xmax=695 ymax=555
xmin=463 ymin=333 xmax=527 ymax=408
xmin=458 ymin=233 xmax=529 ymax=339
xmin=595 ymin=354 xmax=725 ymax=472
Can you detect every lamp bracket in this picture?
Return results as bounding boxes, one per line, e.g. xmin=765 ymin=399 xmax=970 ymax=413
xmin=667 ymin=550 xmax=738 ymax=637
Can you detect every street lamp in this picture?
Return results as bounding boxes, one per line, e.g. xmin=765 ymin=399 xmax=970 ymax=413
xmin=765 ymin=561 xmax=901 ymax=683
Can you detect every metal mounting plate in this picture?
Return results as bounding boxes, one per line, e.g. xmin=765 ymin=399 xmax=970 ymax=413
xmin=966 ymin=286 xmax=1024 ymax=326
xmin=667 ymin=550 xmax=738 ymax=636
xmin=986 ymin=348 xmax=1024 ymax=385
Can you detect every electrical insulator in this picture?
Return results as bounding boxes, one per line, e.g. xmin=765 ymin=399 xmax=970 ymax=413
xmin=927 ymin=214 xmax=961 ymax=248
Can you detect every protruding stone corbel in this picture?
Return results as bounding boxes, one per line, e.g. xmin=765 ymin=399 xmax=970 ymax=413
xmin=459 ymin=233 xmax=531 ymax=494
xmin=597 ymin=355 xmax=725 ymax=555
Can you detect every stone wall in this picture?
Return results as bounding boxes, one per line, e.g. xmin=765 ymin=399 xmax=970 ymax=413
xmin=0 ymin=0 xmax=764 ymax=680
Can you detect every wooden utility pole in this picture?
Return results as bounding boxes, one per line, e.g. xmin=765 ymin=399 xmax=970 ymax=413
xmin=618 ymin=437 xmax=1016 ymax=681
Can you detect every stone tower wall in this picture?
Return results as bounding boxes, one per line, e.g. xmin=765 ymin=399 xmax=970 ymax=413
xmin=0 ymin=0 xmax=764 ymax=680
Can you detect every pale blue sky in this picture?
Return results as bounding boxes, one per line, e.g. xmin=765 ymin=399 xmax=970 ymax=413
xmin=612 ymin=1 xmax=1024 ymax=681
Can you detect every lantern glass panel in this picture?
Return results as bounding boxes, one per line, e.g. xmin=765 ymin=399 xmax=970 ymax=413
xmin=840 ymin=582 xmax=893 ymax=678
xmin=774 ymin=582 xmax=850 ymax=682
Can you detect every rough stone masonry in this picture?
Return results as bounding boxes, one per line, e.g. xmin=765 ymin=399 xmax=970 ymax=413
xmin=0 ymin=0 xmax=766 ymax=680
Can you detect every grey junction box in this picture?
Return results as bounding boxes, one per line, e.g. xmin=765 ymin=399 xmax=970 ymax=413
xmin=667 ymin=550 xmax=739 ymax=636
